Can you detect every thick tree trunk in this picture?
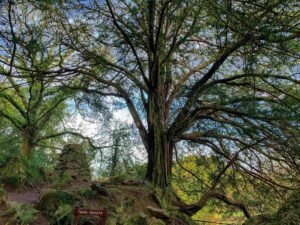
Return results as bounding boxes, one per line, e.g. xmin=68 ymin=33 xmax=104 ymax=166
xmin=152 ymin=137 xmax=173 ymax=188
xmin=146 ymin=80 xmax=173 ymax=188
xmin=21 ymin=140 xmax=33 ymax=157
xmin=20 ymin=139 xmax=33 ymax=157
xmin=146 ymin=129 xmax=173 ymax=188
xmin=20 ymin=130 xmax=34 ymax=157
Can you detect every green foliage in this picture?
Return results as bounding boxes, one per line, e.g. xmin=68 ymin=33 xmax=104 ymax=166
xmin=0 ymin=1 xmax=73 ymax=159
xmin=0 ymin=154 xmax=47 ymax=187
xmin=1 ymin=203 xmax=38 ymax=225
xmin=52 ymin=172 xmax=72 ymax=189
xmin=0 ymin=121 xmax=20 ymax=160
xmin=126 ymin=214 xmax=148 ymax=225
xmin=77 ymin=188 xmax=97 ymax=198
xmin=107 ymin=213 xmax=165 ymax=225
xmin=94 ymin=121 xmax=140 ymax=179
xmin=51 ymin=204 xmax=73 ymax=225
xmin=172 ymin=155 xmax=246 ymax=222
xmin=38 ymin=189 xmax=81 ymax=224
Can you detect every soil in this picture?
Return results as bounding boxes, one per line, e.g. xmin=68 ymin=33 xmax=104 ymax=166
xmin=33 ymin=213 xmax=49 ymax=225
xmin=7 ymin=187 xmax=40 ymax=204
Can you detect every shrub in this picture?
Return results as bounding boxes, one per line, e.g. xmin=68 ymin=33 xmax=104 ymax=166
xmin=0 ymin=154 xmax=47 ymax=187
xmin=1 ymin=203 xmax=38 ymax=225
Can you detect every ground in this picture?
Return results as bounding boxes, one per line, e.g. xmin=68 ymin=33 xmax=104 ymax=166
xmin=0 ymin=178 xmax=193 ymax=225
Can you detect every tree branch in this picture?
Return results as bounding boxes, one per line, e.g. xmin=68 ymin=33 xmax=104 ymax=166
xmin=178 ymin=190 xmax=251 ymax=218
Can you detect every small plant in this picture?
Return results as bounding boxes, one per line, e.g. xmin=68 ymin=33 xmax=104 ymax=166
xmin=52 ymin=204 xmax=73 ymax=225
xmin=77 ymin=188 xmax=97 ymax=198
xmin=52 ymin=172 xmax=72 ymax=189
xmin=8 ymin=203 xmax=38 ymax=225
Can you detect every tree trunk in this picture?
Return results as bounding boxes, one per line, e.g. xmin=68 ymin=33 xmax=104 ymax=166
xmin=151 ymin=136 xmax=173 ymax=188
xmin=20 ymin=130 xmax=34 ymax=157
xmin=146 ymin=128 xmax=173 ymax=188
xmin=20 ymin=138 xmax=33 ymax=157
xmin=146 ymin=77 xmax=173 ymax=188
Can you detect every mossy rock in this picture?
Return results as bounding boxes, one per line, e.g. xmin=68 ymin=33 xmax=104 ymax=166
xmin=37 ymin=189 xmax=104 ymax=225
xmin=109 ymin=174 xmax=129 ymax=184
xmin=38 ymin=189 xmax=80 ymax=224
xmin=51 ymin=204 xmax=73 ymax=225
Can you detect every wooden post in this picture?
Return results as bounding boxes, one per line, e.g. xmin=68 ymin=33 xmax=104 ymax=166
xmin=73 ymin=207 xmax=79 ymax=225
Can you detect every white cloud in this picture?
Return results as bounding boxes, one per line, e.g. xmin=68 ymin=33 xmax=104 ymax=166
xmin=113 ymin=108 xmax=133 ymax=123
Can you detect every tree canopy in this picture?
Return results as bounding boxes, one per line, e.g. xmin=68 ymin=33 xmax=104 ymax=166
xmin=51 ymin=0 xmax=300 ymax=187
xmin=0 ymin=0 xmax=299 ymax=221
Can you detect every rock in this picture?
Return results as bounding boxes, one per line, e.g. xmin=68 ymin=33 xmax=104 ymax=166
xmin=109 ymin=174 xmax=129 ymax=184
xmin=91 ymin=183 xmax=113 ymax=200
xmin=55 ymin=144 xmax=91 ymax=182
xmin=38 ymin=189 xmax=80 ymax=213
xmin=37 ymin=189 xmax=80 ymax=224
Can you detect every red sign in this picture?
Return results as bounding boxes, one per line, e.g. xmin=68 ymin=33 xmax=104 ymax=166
xmin=73 ymin=208 xmax=108 ymax=225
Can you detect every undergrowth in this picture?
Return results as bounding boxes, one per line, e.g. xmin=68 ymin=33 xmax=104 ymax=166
xmin=0 ymin=152 xmax=48 ymax=187
xmin=1 ymin=202 xmax=38 ymax=225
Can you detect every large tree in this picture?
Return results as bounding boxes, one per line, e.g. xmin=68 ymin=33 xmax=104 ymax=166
xmin=0 ymin=1 xmax=76 ymax=156
xmin=56 ymin=0 xmax=300 ymax=189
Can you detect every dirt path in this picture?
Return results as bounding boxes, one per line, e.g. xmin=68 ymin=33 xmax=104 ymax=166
xmin=3 ymin=186 xmax=50 ymax=225
xmin=6 ymin=187 xmax=40 ymax=204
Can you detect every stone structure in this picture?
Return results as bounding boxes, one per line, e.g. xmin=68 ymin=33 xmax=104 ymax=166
xmin=56 ymin=144 xmax=91 ymax=182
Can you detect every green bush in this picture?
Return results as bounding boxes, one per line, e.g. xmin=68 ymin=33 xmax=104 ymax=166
xmin=52 ymin=204 xmax=73 ymax=225
xmin=243 ymin=190 xmax=300 ymax=225
xmin=0 ymin=153 xmax=48 ymax=187
xmin=1 ymin=203 xmax=38 ymax=225
xmin=77 ymin=188 xmax=97 ymax=198
xmin=38 ymin=189 xmax=79 ymax=225
xmin=52 ymin=173 xmax=72 ymax=189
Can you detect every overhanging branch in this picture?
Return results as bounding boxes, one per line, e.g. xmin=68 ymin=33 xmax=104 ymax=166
xmin=178 ymin=191 xmax=251 ymax=218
